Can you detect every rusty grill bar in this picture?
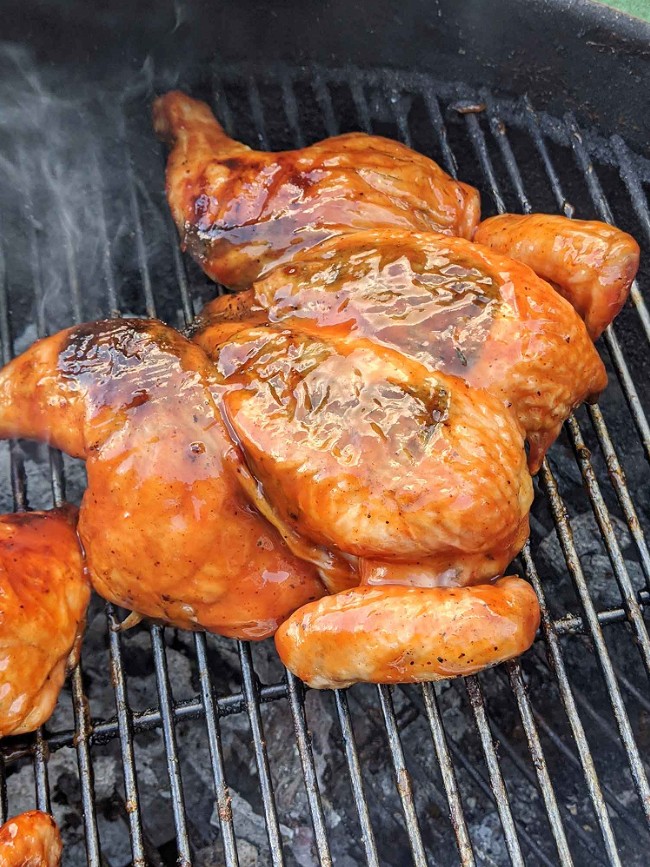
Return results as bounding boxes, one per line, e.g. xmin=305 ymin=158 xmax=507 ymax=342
xmin=0 ymin=63 xmax=649 ymax=865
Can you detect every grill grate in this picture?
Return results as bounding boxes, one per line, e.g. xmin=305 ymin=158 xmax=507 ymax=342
xmin=0 ymin=62 xmax=650 ymax=865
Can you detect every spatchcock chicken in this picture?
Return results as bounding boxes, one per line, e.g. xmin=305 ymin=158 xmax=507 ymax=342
xmin=0 ymin=811 xmax=62 ymax=867
xmin=0 ymin=508 xmax=89 ymax=737
xmin=0 ymin=92 xmax=638 ymax=694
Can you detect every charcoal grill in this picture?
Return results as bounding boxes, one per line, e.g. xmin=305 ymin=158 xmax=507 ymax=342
xmin=1 ymin=1 xmax=650 ymax=864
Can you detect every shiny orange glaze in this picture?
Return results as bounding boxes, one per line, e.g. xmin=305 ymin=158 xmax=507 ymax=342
xmin=153 ymin=91 xmax=480 ymax=289
xmin=0 ymin=320 xmax=326 ymax=639
xmin=201 ymin=324 xmax=532 ymax=586
xmin=275 ymin=577 xmax=540 ymax=689
xmin=0 ymin=508 xmax=88 ymax=738
xmin=0 ymin=812 xmax=62 ymax=867
xmin=474 ymin=214 xmax=640 ymax=339
xmin=209 ymin=229 xmax=607 ymax=472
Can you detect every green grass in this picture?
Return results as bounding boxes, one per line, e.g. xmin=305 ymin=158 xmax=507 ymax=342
xmin=598 ymin=0 xmax=650 ymax=22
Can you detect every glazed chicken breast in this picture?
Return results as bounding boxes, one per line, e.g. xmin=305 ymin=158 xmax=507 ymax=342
xmin=153 ymin=91 xmax=480 ymax=289
xmin=0 ymin=811 xmax=62 ymax=867
xmin=0 ymin=508 xmax=89 ymax=738
xmin=196 ymin=320 xmax=533 ymax=586
xmin=0 ymin=320 xmax=327 ymax=639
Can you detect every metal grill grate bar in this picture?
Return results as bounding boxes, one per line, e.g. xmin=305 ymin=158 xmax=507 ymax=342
xmin=376 ymin=684 xmax=427 ymax=864
xmin=106 ymin=604 xmax=147 ymax=866
xmin=150 ymin=625 xmax=192 ymax=865
xmin=194 ymin=633 xmax=240 ymax=867
xmin=505 ymin=661 xmax=574 ymax=864
xmin=522 ymin=546 xmax=623 ymax=864
xmin=239 ymin=643 xmax=285 ymax=865
xmin=420 ymin=683 xmax=475 ymax=866
xmin=286 ymin=672 xmax=332 ymax=866
xmin=464 ymin=678 xmax=524 ymax=866
xmin=566 ymin=415 xmax=650 ymax=667
xmin=332 ymin=690 xmax=380 ymax=867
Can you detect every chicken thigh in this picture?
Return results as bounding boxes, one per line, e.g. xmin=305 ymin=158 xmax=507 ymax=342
xmin=0 ymin=812 xmax=61 ymax=867
xmin=0 ymin=508 xmax=88 ymax=738
xmin=153 ymin=91 xmax=480 ymax=289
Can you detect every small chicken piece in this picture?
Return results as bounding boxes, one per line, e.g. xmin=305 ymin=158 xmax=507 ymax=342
xmin=474 ymin=214 xmax=640 ymax=339
xmin=0 ymin=320 xmax=328 ymax=639
xmin=196 ymin=322 xmax=532 ymax=586
xmin=275 ymin=578 xmax=540 ymax=689
xmin=207 ymin=228 xmax=607 ymax=472
xmin=0 ymin=508 xmax=88 ymax=738
xmin=153 ymin=91 xmax=480 ymax=289
xmin=0 ymin=811 xmax=62 ymax=867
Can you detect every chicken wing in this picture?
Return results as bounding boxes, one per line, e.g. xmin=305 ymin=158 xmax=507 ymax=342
xmin=474 ymin=214 xmax=639 ymax=339
xmin=0 ymin=812 xmax=61 ymax=867
xmin=153 ymin=91 xmax=480 ymax=289
xmin=202 ymin=228 xmax=607 ymax=472
xmin=0 ymin=320 xmax=328 ymax=638
xmin=0 ymin=508 xmax=88 ymax=738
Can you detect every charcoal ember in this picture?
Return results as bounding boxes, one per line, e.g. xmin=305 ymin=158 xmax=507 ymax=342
xmin=536 ymin=511 xmax=644 ymax=615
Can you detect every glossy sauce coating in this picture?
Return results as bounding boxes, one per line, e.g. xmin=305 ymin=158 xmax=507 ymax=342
xmin=474 ymin=214 xmax=640 ymax=339
xmin=208 ymin=228 xmax=607 ymax=472
xmin=0 ymin=812 xmax=62 ymax=867
xmin=0 ymin=320 xmax=326 ymax=638
xmin=153 ymin=91 xmax=480 ymax=289
xmin=197 ymin=322 xmax=532 ymax=586
xmin=275 ymin=577 xmax=540 ymax=689
xmin=0 ymin=508 xmax=89 ymax=738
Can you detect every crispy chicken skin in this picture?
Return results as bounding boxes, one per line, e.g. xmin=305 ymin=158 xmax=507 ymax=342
xmin=153 ymin=91 xmax=480 ymax=289
xmin=474 ymin=214 xmax=639 ymax=340
xmin=0 ymin=811 xmax=62 ymax=867
xmin=197 ymin=322 xmax=532 ymax=586
xmin=0 ymin=508 xmax=88 ymax=738
xmin=201 ymin=229 xmax=607 ymax=473
xmin=275 ymin=578 xmax=540 ymax=689
xmin=0 ymin=320 xmax=326 ymax=639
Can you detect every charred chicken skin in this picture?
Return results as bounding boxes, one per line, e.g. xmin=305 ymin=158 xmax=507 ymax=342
xmin=152 ymin=91 xmax=480 ymax=289
xmin=0 ymin=320 xmax=327 ymax=639
xmin=0 ymin=811 xmax=62 ymax=867
xmin=0 ymin=508 xmax=89 ymax=738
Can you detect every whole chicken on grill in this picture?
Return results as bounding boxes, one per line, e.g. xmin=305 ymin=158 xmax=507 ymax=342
xmin=0 ymin=92 xmax=637 ymax=691
xmin=0 ymin=507 xmax=89 ymax=738
xmin=0 ymin=811 xmax=62 ymax=867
